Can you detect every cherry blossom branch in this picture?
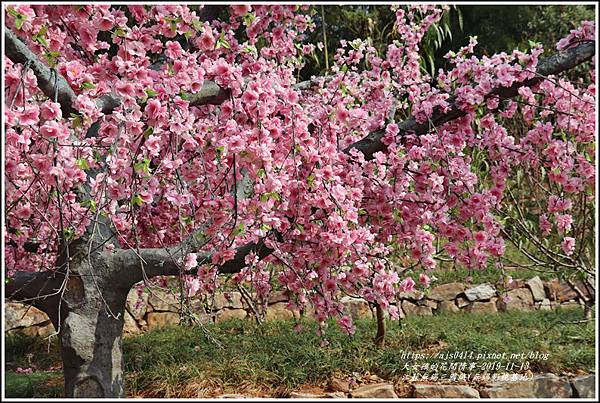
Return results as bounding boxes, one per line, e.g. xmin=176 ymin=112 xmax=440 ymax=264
xmin=5 ymin=28 xmax=231 ymax=118
xmin=5 ymin=29 xmax=118 ymax=115
xmin=112 ymin=236 xmax=274 ymax=288
xmin=344 ymin=41 xmax=596 ymax=160
xmin=125 ymin=42 xmax=596 ymax=282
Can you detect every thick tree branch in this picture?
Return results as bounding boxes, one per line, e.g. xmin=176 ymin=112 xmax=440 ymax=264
xmin=5 ymin=28 xmax=231 ymax=119
xmin=5 ymin=269 xmax=66 ymax=326
xmin=112 ymin=237 xmax=273 ymax=288
xmin=5 ymin=29 xmax=120 ymax=115
xmin=344 ymin=41 xmax=596 ymax=160
xmin=6 ymin=29 xmax=77 ymax=115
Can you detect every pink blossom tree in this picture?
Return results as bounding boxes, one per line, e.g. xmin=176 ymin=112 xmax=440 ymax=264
xmin=4 ymin=4 xmax=596 ymax=397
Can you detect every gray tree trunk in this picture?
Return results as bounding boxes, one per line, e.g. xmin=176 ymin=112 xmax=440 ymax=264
xmin=56 ymin=243 xmax=130 ymax=398
xmin=59 ymin=293 xmax=126 ymax=397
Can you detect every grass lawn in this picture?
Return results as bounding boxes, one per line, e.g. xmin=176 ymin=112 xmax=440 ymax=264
xmin=4 ymin=306 xmax=594 ymax=398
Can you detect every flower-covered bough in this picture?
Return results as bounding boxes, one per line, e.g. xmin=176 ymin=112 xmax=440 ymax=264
xmin=4 ymin=5 xmax=596 ymax=397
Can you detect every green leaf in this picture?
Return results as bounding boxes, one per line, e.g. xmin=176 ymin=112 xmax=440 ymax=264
xmin=392 ymin=208 xmax=403 ymax=223
xmin=75 ymin=158 xmax=90 ymax=170
xmin=257 ymin=168 xmax=266 ymax=178
xmin=131 ymin=194 xmax=143 ymax=207
xmin=81 ymin=199 xmax=97 ymax=213
xmin=216 ymin=35 xmax=231 ymax=50
xmin=72 ymin=115 xmax=83 ymax=129
xmin=80 ymin=81 xmax=96 ymax=90
xmin=242 ymin=12 xmax=255 ymax=26
xmin=114 ymin=26 xmax=125 ymax=37
xmin=93 ymin=150 xmax=102 ymax=162
xmin=7 ymin=7 xmax=20 ymax=18
xmin=144 ymin=88 xmax=158 ymax=97
xmin=260 ymin=223 xmax=272 ymax=232
xmin=38 ymin=24 xmax=48 ymax=36
xmin=134 ymin=158 xmax=151 ymax=174
xmin=63 ymin=227 xmax=75 ymax=240
xmin=192 ymin=19 xmax=203 ymax=31
xmin=15 ymin=15 xmax=25 ymax=30
xmin=232 ymin=223 xmax=245 ymax=236
xmin=33 ymin=34 xmax=48 ymax=47
xmin=259 ymin=192 xmax=280 ymax=203
xmin=143 ymin=126 xmax=154 ymax=138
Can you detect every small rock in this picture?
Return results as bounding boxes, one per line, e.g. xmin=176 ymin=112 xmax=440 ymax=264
xmin=268 ymin=290 xmax=289 ymax=305
xmin=148 ymin=289 xmax=179 ymax=312
xmin=537 ymin=298 xmax=552 ymax=311
xmin=413 ymin=384 xmax=479 ymax=398
xmin=428 ymin=282 xmax=466 ymax=301
xmin=325 ymin=392 xmax=347 ymax=398
xmin=481 ymin=380 xmax=535 ymax=398
xmin=438 ymin=300 xmax=459 ymax=313
xmin=481 ymin=373 xmax=572 ymax=398
xmin=534 ymin=373 xmax=573 ymax=398
xmin=506 ymin=278 xmax=526 ymax=290
xmin=5 ymin=302 xmax=48 ymax=329
xmin=545 ymin=279 xmax=578 ymax=302
xmin=464 ymin=283 xmax=496 ymax=301
xmin=215 ymin=308 xmax=247 ymax=322
xmin=266 ymin=303 xmax=296 ymax=321
xmin=402 ymin=300 xmax=432 ymax=316
xmin=424 ymin=299 xmax=438 ymax=309
xmin=456 ymin=297 xmax=470 ymax=308
xmin=21 ymin=326 xmax=40 ymax=337
xmin=341 ymin=297 xmax=373 ymax=320
xmin=526 ymin=276 xmax=546 ymax=301
xmin=126 ymin=287 xmax=149 ymax=320
xmin=397 ymin=289 xmax=424 ymax=301
xmin=351 ymin=383 xmax=398 ymax=398
xmin=214 ymin=292 xmax=244 ymax=310
xmin=328 ymin=377 xmax=350 ymax=393
xmin=571 ymin=374 xmax=595 ymax=398
xmin=123 ymin=310 xmax=141 ymax=335
xmin=498 ymin=288 xmax=534 ymax=311
xmin=466 ymin=299 xmax=498 ymax=314
xmin=146 ymin=312 xmax=180 ymax=329
xmin=37 ymin=322 xmax=56 ymax=338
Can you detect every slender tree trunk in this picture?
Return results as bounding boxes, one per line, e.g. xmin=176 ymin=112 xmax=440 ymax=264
xmin=374 ymin=304 xmax=385 ymax=348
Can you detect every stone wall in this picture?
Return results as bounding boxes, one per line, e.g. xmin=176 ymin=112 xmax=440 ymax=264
xmin=4 ymin=277 xmax=593 ymax=337
xmin=286 ymin=373 xmax=595 ymax=399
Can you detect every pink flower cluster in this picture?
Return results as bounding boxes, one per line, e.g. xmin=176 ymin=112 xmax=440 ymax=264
xmin=4 ymin=5 xmax=595 ymax=337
